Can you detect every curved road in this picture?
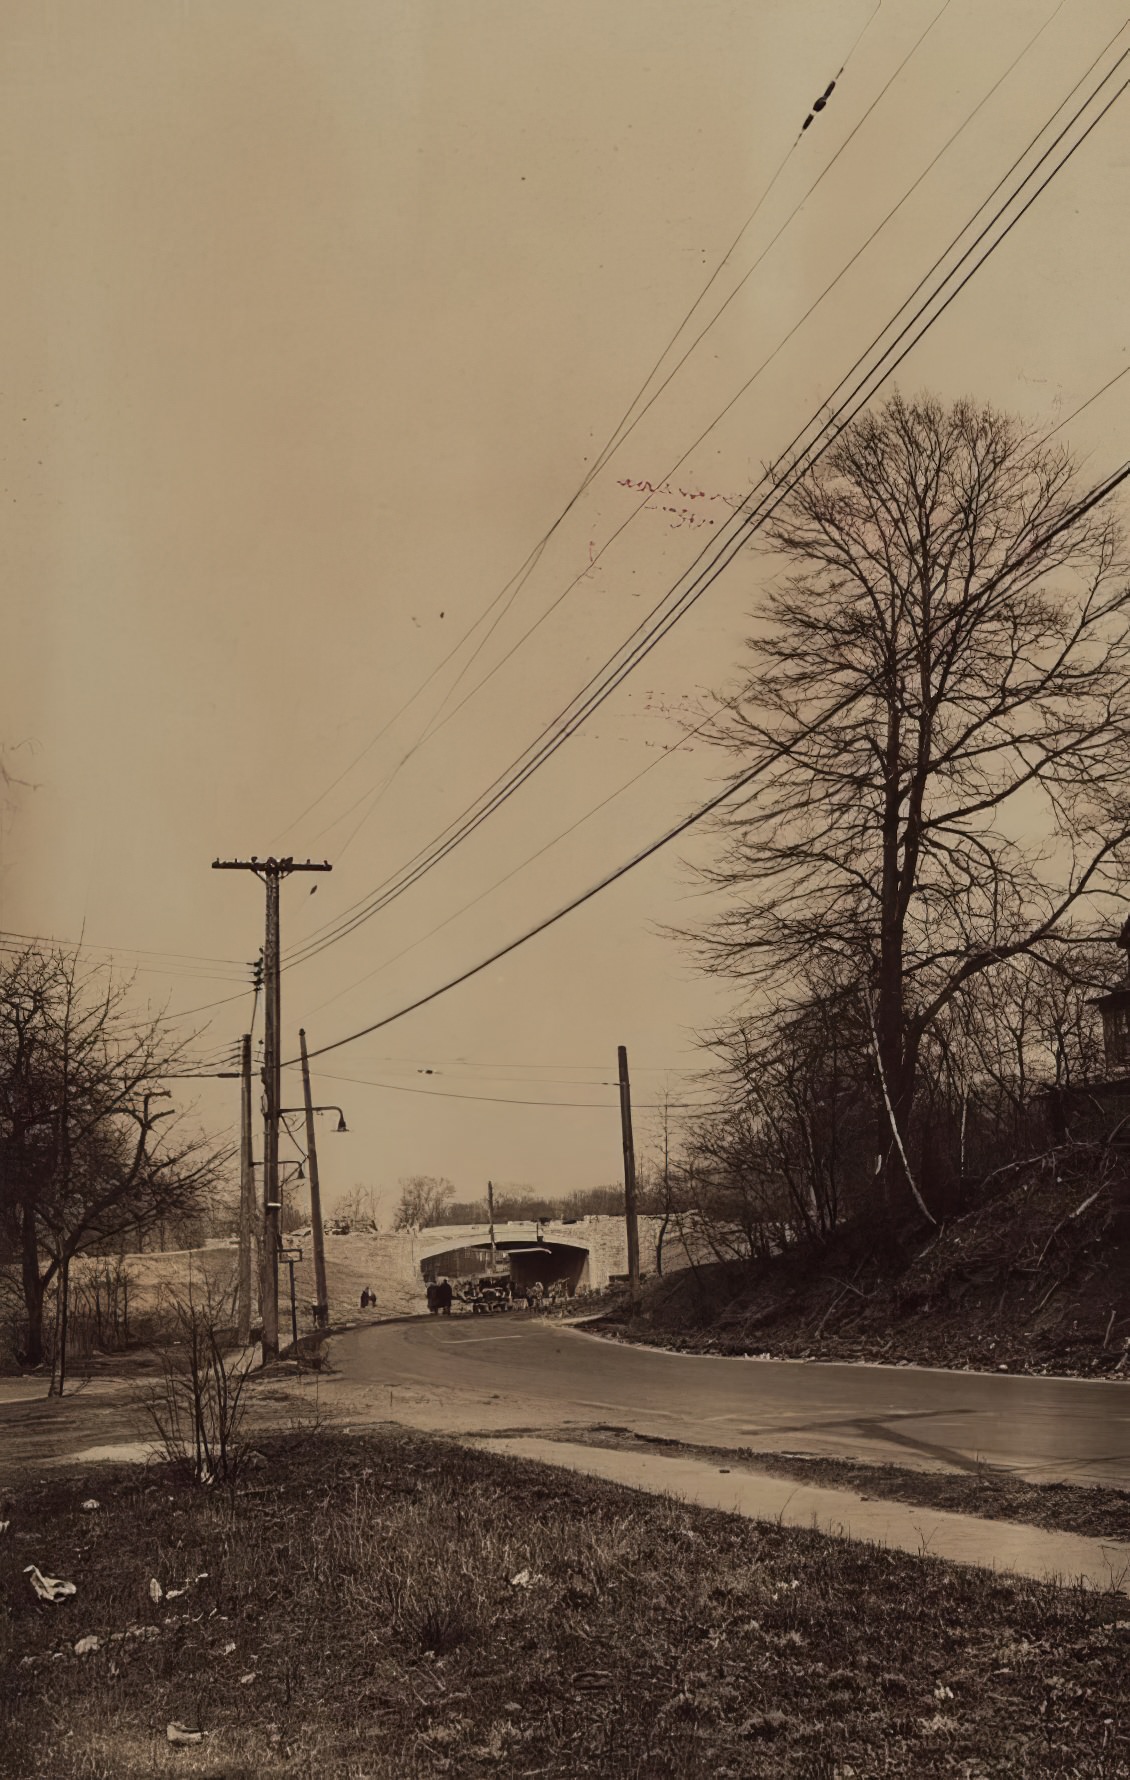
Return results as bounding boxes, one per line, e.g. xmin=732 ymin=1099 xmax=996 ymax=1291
xmin=328 ymin=1316 xmax=1130 ymax=1488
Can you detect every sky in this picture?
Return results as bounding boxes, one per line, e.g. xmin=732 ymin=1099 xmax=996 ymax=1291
xmin=1 ymin=0 xmax=1128 ymax=1224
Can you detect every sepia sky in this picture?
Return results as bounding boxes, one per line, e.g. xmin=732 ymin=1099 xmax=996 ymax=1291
xmin=2 ymin=0 xmax=1128 ymax=1220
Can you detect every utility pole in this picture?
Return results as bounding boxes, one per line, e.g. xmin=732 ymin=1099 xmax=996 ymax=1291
xmin=617 ymin=1044 xmax=641 ymax=1311
xmin=212 ymin=856 xmax=331 ymax=1360
xmin=237 ymin=1033 xmax=254 ymax=1344
xmin=299 ymin=1028 xmax=330 ymax=1328
xmin=487 ymin=1178 xmax=497 ymax=1272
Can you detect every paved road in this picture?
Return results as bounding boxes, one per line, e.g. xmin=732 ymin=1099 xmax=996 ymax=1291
xmin=329 ymin=1317 xmax=1130 ymax=1488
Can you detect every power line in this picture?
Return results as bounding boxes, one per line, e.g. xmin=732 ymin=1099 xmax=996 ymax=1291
xmin=311 ymin=322 xmax=1130 ymax=1026
xmin=389 ymin=0 xmax=925 ymax=767
xmin=0 ymin=927 xmax=247 ymax=968
xmin=285 ymin=32 xmax=1129 ymax=975
xmin=273 ymin=0 xmax=890 ymax=856
xmin=296 ymin=1065 xmax=709 ymax=1112
xmin=290 ymin=451 xmax=1130 ymax=1067
xmin=292 ymin=0 xmax=1066 ymax=889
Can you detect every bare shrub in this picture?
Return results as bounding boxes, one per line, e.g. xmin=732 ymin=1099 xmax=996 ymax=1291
xmin=137 ymin=1277 xmax=249 ymax=1486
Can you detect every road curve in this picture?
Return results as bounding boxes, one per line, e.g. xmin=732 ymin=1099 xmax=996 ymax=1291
xmin=327 ymin=1316 xmax=1130 ymax=1488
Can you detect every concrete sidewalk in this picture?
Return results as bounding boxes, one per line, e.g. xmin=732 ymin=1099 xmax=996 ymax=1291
xmin=470 ymin=1434 xmax=1130 ymax=1592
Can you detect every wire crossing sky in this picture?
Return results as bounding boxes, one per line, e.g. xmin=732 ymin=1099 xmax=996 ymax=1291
xmin=4 ymin=0 xmax=1129 ymax=1212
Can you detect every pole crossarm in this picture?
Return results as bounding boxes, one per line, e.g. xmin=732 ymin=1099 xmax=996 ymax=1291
xmin=212 ymin=857 xmax=333 ymax=878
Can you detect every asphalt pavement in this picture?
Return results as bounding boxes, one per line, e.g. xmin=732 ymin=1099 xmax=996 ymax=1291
xmin=328 ymin=1315 xmax=1130 ymax=1488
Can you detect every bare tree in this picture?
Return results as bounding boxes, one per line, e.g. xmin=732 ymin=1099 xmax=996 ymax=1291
xmin=393 ymin=1175 xmax=455 ymax=1231
xmin=692 ymin=393 xmax=1130 ymax=1226
xmin=0 ymin=947 xmax=230 ymax=1370
xmin=697 ymin=988 xmax=873 ymax=1245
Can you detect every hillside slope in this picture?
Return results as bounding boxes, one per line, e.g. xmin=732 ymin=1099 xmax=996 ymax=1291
xmin=596 ymin=1162 xmax=1130 ymax=1378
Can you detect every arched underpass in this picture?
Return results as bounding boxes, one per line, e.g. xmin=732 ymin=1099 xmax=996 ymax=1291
xmin=419 ymin=1236 xmax=590 ymax=1295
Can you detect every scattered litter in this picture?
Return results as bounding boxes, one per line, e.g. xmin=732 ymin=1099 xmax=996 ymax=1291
xmin=934 ymin=1682 xmax=954 ymax=1701
xmin=572 ymin=1669 xmax=614 ymax=1689
xmin=509 ymin=1568 xmax=542 ymax=1588
xmin=166 ymin=1723 xmax=205 ymax=1746
xmin=81 ymin=1499 xmax=100 ymax=1512
xmin=0 ymin=1522 xmax=9 ymax=1535
xmin=219 ymin=1641 xmax=236 ymax=1656
xmin=166 ymin=1586 xmax=188 ymax=1600
xmin=149 ymin=1578 xmax=163 ymax=1604
xmin=74 ymin=1636 xmax=101 ymax=1656
xmin=195 ymin=1572 xmax=209 ymax=1582
xmin=25 ymin=1566 xmax=76 ymax=1602
xmin=239 ymin=1672 xmax=255 ymax=1686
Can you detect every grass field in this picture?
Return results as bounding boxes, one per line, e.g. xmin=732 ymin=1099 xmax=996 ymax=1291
xmin=1 ymin=1428 xmax=1128 ymax=1778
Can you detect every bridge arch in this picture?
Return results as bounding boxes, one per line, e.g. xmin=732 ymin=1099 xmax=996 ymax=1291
xmin=415 ymin=1223 xmax=592 ymax=1295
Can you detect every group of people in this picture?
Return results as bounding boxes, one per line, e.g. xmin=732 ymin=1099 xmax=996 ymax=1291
xmin=426 ymin=1278 xmax=453 ymax=1315
xmin=359 ymin=1286 xmax=377 ymax=1309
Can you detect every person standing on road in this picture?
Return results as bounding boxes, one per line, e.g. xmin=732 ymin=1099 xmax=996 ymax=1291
xmin=437 ymin=1278 xmax=453 ymax=1316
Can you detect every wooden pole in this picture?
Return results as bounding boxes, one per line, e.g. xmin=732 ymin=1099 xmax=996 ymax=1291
xmin=487 ymin=1179 xmax=496 ymax=1271
xmin=211 ymin=857 xmax=332 ymax=1365
xmin=286 ymin=1257 xmax=299 ymax=1350
xmin=261 ymin=869 xmax=282 ymax=1360
xmin=237 ymin=1033 xmax=254 ymax=1344
xmin=617 ymin=1045 xmax=641 ymax=1310
xmin=299 ymin=1028 xmax=330 ymax=1328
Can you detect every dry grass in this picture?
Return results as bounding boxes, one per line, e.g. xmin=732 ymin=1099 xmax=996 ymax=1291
xmin=0 ymin=1430 xmax=1127 ymax=1778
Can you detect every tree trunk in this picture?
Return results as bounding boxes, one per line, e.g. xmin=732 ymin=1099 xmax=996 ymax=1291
xmin=20 ymin=1206 xmax=45 ymax=1367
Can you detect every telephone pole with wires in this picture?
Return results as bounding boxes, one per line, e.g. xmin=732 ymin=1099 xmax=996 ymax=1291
xmin=237 ymin=1033 xmax=254 ymax=1344
xmin=212 ymin=857 xmax=332 ymax=1360
xmin=617 ymin=1045 xmax=641 ymax=1311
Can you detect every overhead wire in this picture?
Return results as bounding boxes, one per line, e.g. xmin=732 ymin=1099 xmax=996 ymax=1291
xmin=294 ymin=1065 xmax=711 ymax=1111
xmin=298 ymin=0 xmax=954 ymax=869
xmin=285 ymin=23 xmax=1129 ymax=975
xmin=310 ymin=320 xmax=1130 ymax=1022
xmin=274 ymin=0 xmax=887 ymax=855
xmin=300 ymin=0 xmax=1060 ymax=877
xmin=288 ymin=442 xmax=1130 ymax=1068
xmin=378 ymin=0 xmax=903 ymax=770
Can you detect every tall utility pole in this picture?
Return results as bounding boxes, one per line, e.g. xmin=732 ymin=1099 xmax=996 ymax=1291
xmin=617 ymin=1044 xmax=641 ymax=1311
xmin=299 ymin=1028 xmax=330 ymax=1328
xmin=212 ymin=857 xmax=331 ymax=1360
xmin=487 ymin=1179 xmax=496 ymax=1271
xmin=237 ymin=1033 xmax=254 ymax=1344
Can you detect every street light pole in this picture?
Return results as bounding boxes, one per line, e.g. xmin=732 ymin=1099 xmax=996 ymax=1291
xmin=299 ymin=1028 xmax=330 ymax=1328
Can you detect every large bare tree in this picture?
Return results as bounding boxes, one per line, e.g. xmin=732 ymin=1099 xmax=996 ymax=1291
xmin=0 ymin=947 xmax=229 ymax=1367
xmin=693 ymin=392 xmax=1130 ymax=1223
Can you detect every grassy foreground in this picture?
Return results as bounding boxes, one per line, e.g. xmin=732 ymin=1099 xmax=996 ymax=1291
xmin=1 ymin=1430 xmax=1127 ymax=1779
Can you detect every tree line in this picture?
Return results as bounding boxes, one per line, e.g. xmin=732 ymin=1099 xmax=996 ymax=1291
xmin=391 ymin=1176 xmax=628 ymax=1230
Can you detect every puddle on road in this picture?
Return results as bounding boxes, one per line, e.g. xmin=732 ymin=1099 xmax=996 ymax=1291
xmin=469 ymin=1435 xmax=1130 ymax=1592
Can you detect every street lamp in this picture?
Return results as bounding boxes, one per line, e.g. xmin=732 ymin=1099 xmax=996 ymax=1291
xmin=280 ymin=1103 xmax=348 ymax=1133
